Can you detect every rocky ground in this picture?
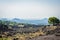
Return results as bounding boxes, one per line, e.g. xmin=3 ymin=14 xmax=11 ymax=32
xmin=26 ymin=35 xmax=60 ymax=40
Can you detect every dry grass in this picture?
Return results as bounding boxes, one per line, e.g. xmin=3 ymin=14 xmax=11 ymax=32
xmin=0 ymin=26 xmax=58 ymax=40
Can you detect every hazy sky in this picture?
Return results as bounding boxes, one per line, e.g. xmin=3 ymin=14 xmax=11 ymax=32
xmin=0 ymin=0 xmax=60 ymax=19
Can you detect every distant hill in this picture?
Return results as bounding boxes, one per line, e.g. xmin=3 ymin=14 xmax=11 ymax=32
xmin=0 ymin=18 xmax=48 ymax=25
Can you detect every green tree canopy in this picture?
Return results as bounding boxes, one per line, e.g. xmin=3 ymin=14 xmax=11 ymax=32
xmin=48 ymin=17 xmax=60 ymax=25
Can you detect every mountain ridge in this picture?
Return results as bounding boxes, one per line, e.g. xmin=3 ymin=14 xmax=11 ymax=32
xmin=0 ymin=18 xmax=48 ymax=25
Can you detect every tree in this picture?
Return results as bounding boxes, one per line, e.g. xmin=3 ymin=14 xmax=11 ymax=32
xmin=48 ymin=17 xmax=60 ymax=26
xmin=0 ymin=20 xmax=2 ymax=24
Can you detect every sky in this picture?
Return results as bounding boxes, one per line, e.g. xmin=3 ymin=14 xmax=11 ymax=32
xmin=0 ymin=0 xmax=60 ymax=19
